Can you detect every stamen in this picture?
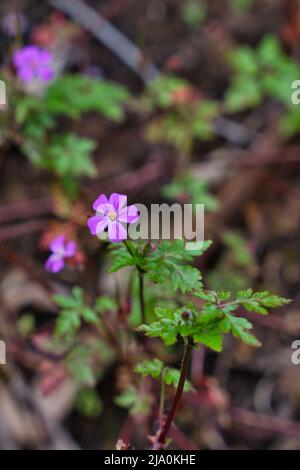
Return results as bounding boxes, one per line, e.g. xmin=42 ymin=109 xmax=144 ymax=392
xmin=108 ymin=211 xmax=117 ymax=222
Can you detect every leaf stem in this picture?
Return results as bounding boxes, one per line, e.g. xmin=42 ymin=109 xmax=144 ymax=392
xmin=123 ymin=239 xmax=135 ymax=258
xmin=156 ymin=338 xmax=193 ymax=447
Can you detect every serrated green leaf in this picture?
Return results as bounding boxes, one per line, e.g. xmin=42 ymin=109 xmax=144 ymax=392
xmin=193 ymin=329 xmax=223 ymax=352
xmin=225 ymin=76 xmax=261 ymax=112
xmin=42 ymin=133 xmax=96 ymax=178
xmin=227 ymin=315 xmax=260 ymax=347
xmin=81 ymin=307 xmax=99 ymax=324
xmin=163 ymin=173 xmax=218 ymax=212
xmin=164 ymin=368 xmax=193 ymax=391
xmin=55 ymin=310 xmax=81 ymax=337
xmin=46 ymin=75 xmax=129 ymax=121
xmin=228 ymin=47 xmax=258 ymax=75
xmin=95 ymin=296 xmax=117 ymax=314
xmin=134 ymin=359 xmax=164 ymax=378
xmin=145 ymin=240 xmax=203 ymax=293
xmin=147 ymin=75 xmax=191 ymax=109
xmin=109 ymin=243 xmax=139 ymax=272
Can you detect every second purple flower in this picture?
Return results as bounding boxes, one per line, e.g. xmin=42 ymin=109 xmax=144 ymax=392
xmin=45 ymin=234 xmax=77 ymax=274
xmin=13 ymin=45 xmax=54 ymax=82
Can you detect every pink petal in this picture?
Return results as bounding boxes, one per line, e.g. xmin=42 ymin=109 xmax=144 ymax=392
xmin=39 ymin=68 xmax=54 ymax=81
xmin=92 ymin=194 xmax=109 ymax=212
xmin=64 ymin=241 xmax=77 ymax=258
xmin=95 ymin=203 xmax=115 ymax=216
xmin=45 ymin=255 xmax=64 ymax=273
xmin=108 ymin=221 xmax=127 ymax=242
xmin=118 ymin=205 xmax=139 ymax=224
xmin=50 ymin=234 xmax=65 ymax=253
xmin=109 ymin=193 xmax=127 ymax=211
xmin=19 ymin=67 xmax=35 ymax=81
xmin=40 ymin=50 xmax=52 ymax=63
xmin=87 ymin=215 xmax=108 ymax=235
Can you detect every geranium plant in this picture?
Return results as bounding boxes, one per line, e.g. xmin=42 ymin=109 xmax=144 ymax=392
xmin=44 ymin=192 xmax=290 ymax=449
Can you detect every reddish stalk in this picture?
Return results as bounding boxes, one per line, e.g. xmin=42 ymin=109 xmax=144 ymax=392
xmin=156 ymin=339 xmax=193 ymax=447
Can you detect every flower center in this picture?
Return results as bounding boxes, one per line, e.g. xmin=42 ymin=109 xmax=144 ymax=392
xmin=108 ymin=211 xmax=117 ymax=222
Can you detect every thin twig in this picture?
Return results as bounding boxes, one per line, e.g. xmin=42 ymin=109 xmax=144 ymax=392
xmin=0 ymin=219 xmax=50 ymax=242
xmin=48 ymin=0 xmax=160 ymax=83
xmin=232 ymin=406 xmax=300 ymax=438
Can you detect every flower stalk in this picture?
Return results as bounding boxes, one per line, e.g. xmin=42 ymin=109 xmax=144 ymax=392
xmin=156 ymin=337 xmax=193 ymax=447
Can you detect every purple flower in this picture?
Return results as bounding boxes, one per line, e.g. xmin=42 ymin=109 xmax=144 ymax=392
xmin=13 ymin=46 xmax=54 ymax=82
xmin=45 ymin=235 xmax=77 ymax=273
xmin=87 ymin=193 xmax=139 ymax=242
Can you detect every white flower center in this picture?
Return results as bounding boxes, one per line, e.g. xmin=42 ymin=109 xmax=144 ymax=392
xmin=108 ymin=211 xmax=117 ymax=222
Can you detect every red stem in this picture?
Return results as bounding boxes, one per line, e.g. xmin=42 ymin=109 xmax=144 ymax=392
xmin=156 ymin=339 xmax=193 ymax=447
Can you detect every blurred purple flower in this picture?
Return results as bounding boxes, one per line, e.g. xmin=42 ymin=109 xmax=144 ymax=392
xmin=45 ymin=235 xmax=77 ymax=273
xmin=13 ymin=46 xmax=54 ymax=82
xmin=87 ymin=193 xmax=139 ymax=242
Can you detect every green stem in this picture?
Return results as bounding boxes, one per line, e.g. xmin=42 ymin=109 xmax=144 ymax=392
xmin=123 ymin=240 xmax=146 ymax=324
xmin=157 ymin=338 xmax=193 ymax=446
xmin=123 ymin=239 xmax=135 ymax=258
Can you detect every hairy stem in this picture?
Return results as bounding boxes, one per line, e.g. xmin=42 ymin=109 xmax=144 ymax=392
xmin=156 ymin=338 xmax=193 ymax=446
xmin=123 ymin=240 xmax=146 ymax=324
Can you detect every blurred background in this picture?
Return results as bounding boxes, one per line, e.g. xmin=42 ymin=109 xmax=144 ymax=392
xmin=0 ymin=0 xmax=300 ymax=450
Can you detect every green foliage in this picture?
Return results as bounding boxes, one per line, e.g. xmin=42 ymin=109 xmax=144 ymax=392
xmin=144 ymin=240 xmax=207 ymax=293
xmin=163 ymin=172 xmax=219 ymax=212
xmin=145 ymin=75 xmax=190 ymax=109
xmin=222 ymin=231 xmax=254 ymax=267
xmin=66 ymin=345 xmax=96 ymax=385
xmin=75 ymin=388 xmax=103 ymax=417
xmin=11 ymin=75 xmax=130 ymax=193
xmin=17 ymin=313 xmax=35 ymax=337
xmin=139 ymin=289 xmax=290 ymax=351
xmin=142 ymin=75 xmax=218 ymax=153
xmin=207 ymin=231 xmax=255 ymax=293
xmin=146 ymin=100 xmax=218 ymax=153
xmin=134 ymin=359 xmax=193 ymax=392
xmin=45 ymin=75 xmax=129 ymax=121
xmin=230 ymin=0 xmax=252 ymax=13
xmin=110 ymin=240 xmax=211 ymax=294
xmin=54 ymin=288 xmax=115 ymax=339
xmin=129 ymin=273 xmax=177 ymax=326
xmin=95 ymin=296 xmax=118 ymax=314
xmin=134 ymin=359 xmax=192 ymax=391
xmin=235 ymin=289 xmax=291 ymax=314
xmin=225 ymin=34 xmax=300 ymax=136
xmin=182 ymin=0 xmax=206 ymax=30
xmin=110 ymin=240 xmax=211 ymax=293
xmin=115 ymin=387 xmax=152 ymax=416
xmin=164 ymin=368 xmax=192 ymax=392
xmin=134 ymin=358 xmax=164 ymax=378
xmin=208 ymin=269 xmax=250 ymax=294
xmin=40 ymin=133 xmax=97 ymax=178
xmin=16 ymin=75 xmax=129 ymax=123
xmin=109 ymin=242 xmax=143 ymax=273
